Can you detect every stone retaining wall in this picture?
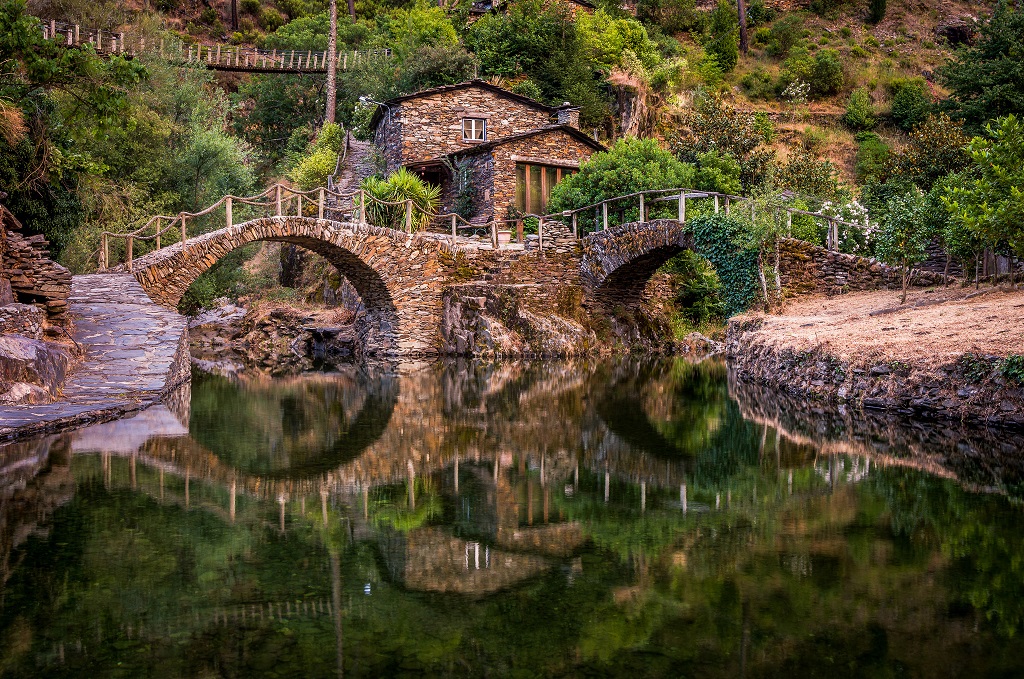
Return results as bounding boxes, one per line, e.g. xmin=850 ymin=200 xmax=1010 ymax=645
xmin=779 ymin=238 xmax=947 ymax=296
xmin=0 ymin=205 xmax=72 ymax=323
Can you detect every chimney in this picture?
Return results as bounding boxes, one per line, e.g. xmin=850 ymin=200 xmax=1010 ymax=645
xmin=556 ymin=103 xmax=580 ymax=129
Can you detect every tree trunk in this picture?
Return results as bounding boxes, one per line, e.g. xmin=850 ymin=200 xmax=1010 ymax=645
xmin=347 ymin=0 xmax=356 ymax=19
xmin=324 ymin=0 xmax=339 ymax=124
xmin=943 ymin=252 xmax=950 ymax=286
xmin=230 ymin=0 xmax=238 ymax=30
xmin=757 ymin=249 xmax=770 ymax=310
xmin=975 ymin=252 xmax=980 ymax=289
xmin=737 ymin=0 xmax=748 ymax=55
xmin=773 ymin=237 xmax=782 ymax=306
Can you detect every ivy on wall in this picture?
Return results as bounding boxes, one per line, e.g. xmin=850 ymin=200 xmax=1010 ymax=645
xmin=688 ymin=214 xmax=761 ymax=316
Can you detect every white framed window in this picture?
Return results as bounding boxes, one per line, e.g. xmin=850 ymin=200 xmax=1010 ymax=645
xmin=462 ymin=117 xmax=486 ymax=141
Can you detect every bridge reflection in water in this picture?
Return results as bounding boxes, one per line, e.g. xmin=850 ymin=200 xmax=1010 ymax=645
xmin=2 ymin=358 xmax=1024 ymax=676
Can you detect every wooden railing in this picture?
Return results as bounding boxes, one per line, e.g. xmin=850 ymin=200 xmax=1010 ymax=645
xmin=38 ymin=18 xmax=391 ymax=73
xmin=99 ymin=183 xmax=872 ymax=271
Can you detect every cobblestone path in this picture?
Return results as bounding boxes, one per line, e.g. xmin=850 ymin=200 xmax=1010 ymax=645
xmin=0 ymin=274 xmax=189 ymax=440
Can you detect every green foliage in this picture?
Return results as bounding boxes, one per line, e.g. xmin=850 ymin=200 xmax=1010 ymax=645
xmin=509 ymin=78 xmax=543 ymax=101
xmin=692 ymin=151 xmax=742 ymax=194
xmin=780 ymin=47 xmax=844 ymax=98
xmin=547 ymin=137 xmax=695 ymax=228
xmin=943 ymin=114 xmax=1024 ymax=260
xmin=240 ymin=0 xmax=261 ymax=14
xmin=741 ymin=68 xmax=776 ymax=100
xmin=875 ymin=188 xmax=932 ymax=302
xmin=745 ymin=0 xmax=776 ymax=27
xmin=637 ymin=0 xmax=699 ymax=34
xmin=780 ymin=151 xmax=845 ymax=201
xmin=395 ymin=45 xmax=479 ymax=94
xmin=577 ymin=9 xmax=661 ymax=70
xmin=360 ymin=168 xmax=441 ymax=231
xmin=290 ymin=148 xmax=336 ymax=190
xmin=179 ymin=244 xmax=260 ymax=314
xmin=888 ymin=113 xmax=972 ymax=190
xmin=689 ymin=213 xmax=762 ymax=315
xmin=764 ymin=15 xmax=803 ymax=58
xmin=788 ymin=198 xmax=822 ymax=244
xmin=854 ymin=132 xmax=889 ymax=183
xmin=888 ymin=77 xmax=931 ymax=131
xmin=1000 ymin=355 xmax=1024 ymax=384
xmin=664 ymin=251 xmax=726 ymax=326
xmin=939 ymin=4 xmax=1024 ymax=131
xmin=670 ymin=93 xmax=776 ymax=190
xmin=843 ymin=88 xmax=876 ymax=130
xmin=704 ymin=0 xmax=740 ymax=72
xmin=868 ymin=0 xmax=887 ymax=23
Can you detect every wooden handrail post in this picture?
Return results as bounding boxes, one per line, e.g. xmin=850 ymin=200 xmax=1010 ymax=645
xmin=181 ymin=216 xmax=187 ymax=247
xmin=725 ymin=196 xmax=731 ymax=215
xmin=100 ymin=232 xmax=108 ymax=270
xmin=296 ymin=193 xmax=302 ymax=217
xmin=538 ymin=218 xmax=544 ymax=251
xmin=451 ymin=214 xmax=457 ymax=238
xmin=714 ymin=195 xmax=720 ymax=214
xmin=602 ymin=202 xmax=608 ymax=230
xmin=126 ymin=235 xmax=133 ymax=272
xmin=357 ymin=190 xmax=365 ymax=225
xmin=678 ymin=193 xmax=686 ymax=223
xmin=226 ymin=196 xmax=233 ymax=229
xmin=491 ymin=221 xmax=497 ymax=249
xmin=318 ymin=188 xmax=324 ymax=220
xmin=155 ymin=217 xmax=161 ymax=250
xmin=639 ymin=193 xmax=645 ymax=223
xmin=571 ymin=212 xmax=577 ymax=238
xmin=786 ymin=210 xmax=793 ymax=237
xmin=404 ymin=199 xmax=413 ymax=233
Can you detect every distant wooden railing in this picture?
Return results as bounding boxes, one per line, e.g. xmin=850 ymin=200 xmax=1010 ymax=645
xmin=38 ymin=17 xmax=391 ymax=73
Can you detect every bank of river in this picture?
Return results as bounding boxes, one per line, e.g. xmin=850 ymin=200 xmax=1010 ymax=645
xmin=728 ymin=286 xmax=1024 ymax=430
xmin=1 ymin=357 xmax=1024 ymax=676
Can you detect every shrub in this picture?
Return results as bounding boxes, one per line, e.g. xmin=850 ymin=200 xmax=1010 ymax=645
xmin=745 ymin=0 xmax=775 ymax=27
xmin=889 ymin=77 xmax=931 ymax=131
xmin=689 ymin=214 xmax=762 ymax=315
xmin=289 ymin=148 xmax=336 ymax=190
xmin=854 ymin=132 xmax=890 ymax=183
xmin=849 ymin=45 xmax=869 ymax=58
xmin=705 ymin=0 xmax=740 ymax=72
xmin=843 ymin=88 xmax=876 ymax=130
xmin=868 ymin=0 xmax=886 ymax=23
xmin=765 ymin=15 xmax=803 ymax=58
xmin=888 ymin=113 xmax=972 ymax=189
xmin=259 ymin=7 xmax=285 ymax=30
xmin=360 ymin=168 xmax=441 ymax=231
xmin=781 ymin=151 xmax=845 ymax=200
xmin=809 ymin=0 xmax=847 ymax=18
xmin=664 ymin=251 xmax=726 ymax=326
xmin=741 ymin=69 xmax=776 ymax=99
xmin=752 ymin=26 xmax=771 ymax=45
xmin=510 ymin=78 xmax=544 ymax=101
xmin=780 ymin=47 xmax=844 ymax=98
xmin=240 ymin=0 xmax=262 ymax=15
xmin=1000 ymin=355 xmax=1024 ymax=384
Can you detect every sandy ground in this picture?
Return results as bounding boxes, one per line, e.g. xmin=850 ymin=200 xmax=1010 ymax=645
xmin=748 ymin=285 xmax=1024 ymax=367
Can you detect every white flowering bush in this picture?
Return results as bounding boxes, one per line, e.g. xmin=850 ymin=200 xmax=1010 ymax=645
xmin=819 ymin=199 xmax=876 ymax=255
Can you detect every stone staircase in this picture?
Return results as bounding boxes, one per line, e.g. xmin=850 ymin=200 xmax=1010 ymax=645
xmin=325 ymin=135 xmax=376 ymax=221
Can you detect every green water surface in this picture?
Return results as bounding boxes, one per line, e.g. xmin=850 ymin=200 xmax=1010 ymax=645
xmin=1 ymin=358 xmax=1023 ymax=678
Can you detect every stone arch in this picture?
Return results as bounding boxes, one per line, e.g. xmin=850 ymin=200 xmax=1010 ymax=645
xmin=579 ymin=219 xmax=694 ymax=307
xmin=127 ymin=217 xmax=454 ymax=355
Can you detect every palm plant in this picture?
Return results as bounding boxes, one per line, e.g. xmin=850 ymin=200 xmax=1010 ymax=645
xmin=359 ymin=168 xmax=441 ymax=231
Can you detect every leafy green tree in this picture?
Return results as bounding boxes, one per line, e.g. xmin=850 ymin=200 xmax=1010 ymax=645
xmin=939 ymin=3 xmax=1024 ymax=131
xmin=669 ymin=93 xmax=776 ymax=190
xmin=854 ymin=132 xmax=889 ymax=183
xmin=888 ymin=77 xmax=931 ymax=131
xmin=943 ymin=114 xmax=1024 ymax=278
xmin=0 ymin=0 xmax=145 ymax=256
xmin=704 ymin=0 xmax=739 ymax=72
xmin=779 ymin=47 xmax=843 ymax=98
xmin=843 ymin=88 xmax=876 ymax=130
xmin=547 ymin=137 xmax=695 ymax=229
xmin=576 ymin=9 xmax=661 ymax=70
xmin=875 ymin=189 xmax=933 ymax=303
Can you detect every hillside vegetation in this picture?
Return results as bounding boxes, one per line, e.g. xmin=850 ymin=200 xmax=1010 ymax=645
xmin=3 ymin=0 xmax=1022 ymax=322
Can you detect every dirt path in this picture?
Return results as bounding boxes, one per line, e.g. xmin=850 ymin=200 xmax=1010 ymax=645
xmin=753 ymin=286 xmax=1024 ymax=366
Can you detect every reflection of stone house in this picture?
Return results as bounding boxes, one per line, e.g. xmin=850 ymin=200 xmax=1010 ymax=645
xmin=370 ymin=80 xmax=604 ymax=227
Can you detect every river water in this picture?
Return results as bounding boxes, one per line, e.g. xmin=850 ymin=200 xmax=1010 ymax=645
xmin=2 ymin=358 xmax=1024 ymax=677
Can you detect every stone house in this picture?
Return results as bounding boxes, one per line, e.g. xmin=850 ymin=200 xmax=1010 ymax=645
xmin=370 ymin=80 xmax=604 ymax=228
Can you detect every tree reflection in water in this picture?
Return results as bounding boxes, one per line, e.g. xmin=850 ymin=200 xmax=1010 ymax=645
xmin=0 ymin=358 xmax=1023 ymax=677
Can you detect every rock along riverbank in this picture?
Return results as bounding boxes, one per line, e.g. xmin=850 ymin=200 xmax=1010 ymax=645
xmin=727 ymin=286 xmax=1024 ymax=430
xmin=0 ymin=274 xmax=190 ymax=441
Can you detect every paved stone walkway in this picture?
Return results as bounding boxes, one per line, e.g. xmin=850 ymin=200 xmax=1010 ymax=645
xmin=0 ymin=274 xmax=189 ymax=440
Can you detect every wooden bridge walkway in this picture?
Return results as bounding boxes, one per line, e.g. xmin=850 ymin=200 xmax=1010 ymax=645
xmin=38 ymin=17 xmax=391 ymax=74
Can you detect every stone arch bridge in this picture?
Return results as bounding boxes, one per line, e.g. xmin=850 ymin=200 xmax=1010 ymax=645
xmin=115 ymin=215 xmax=694 ymax=355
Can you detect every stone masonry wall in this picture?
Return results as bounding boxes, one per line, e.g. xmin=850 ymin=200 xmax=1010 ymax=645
xmin=0 ymin=206 xmax=71 ymax=323
xmin=379 ymin=87 xmax=555 ymax=170
xmin=489 ymin=128 xmax=598 ymax=218
xmin=779 ymin=238 xmax=946 ymax=296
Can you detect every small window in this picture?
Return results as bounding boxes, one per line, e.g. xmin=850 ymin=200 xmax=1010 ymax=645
xmin=462 ymin=118 xmax=486 ymax=141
